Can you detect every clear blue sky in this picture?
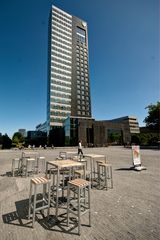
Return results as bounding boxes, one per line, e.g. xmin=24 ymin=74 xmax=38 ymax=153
xmin=0 ymin=0 xmax=159 ymax=137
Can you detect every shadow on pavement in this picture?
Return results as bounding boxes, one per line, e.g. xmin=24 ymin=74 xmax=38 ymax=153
xmin=0 ymin=171 xmax=12 ymax=177
xmin=115 ymin=167 xmax=135 ymax=171
xmin=2 ymin=199 xmax=83 ymax=235
xmin=2 ymin=198 xmax=31 ymax=228
xmin=39 ymin=213 xmax=83 ymax=235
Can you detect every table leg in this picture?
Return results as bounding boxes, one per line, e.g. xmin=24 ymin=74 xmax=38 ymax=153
xmin=90 ymin=157 xmax=93 ymax=187
xmin=45 ymin=162 xmax=48 ymax=177
xmin=69 ymin=168 xmax=71 ymax=181
xmin=93 ymin=159 xmax=96 ymax=179
xmin=55 ymin=168 xmax=60 ymax=218
xmin=84 ymin=164 xmax=86 ymax=179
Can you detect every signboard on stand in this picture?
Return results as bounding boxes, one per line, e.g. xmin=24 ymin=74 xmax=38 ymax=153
xmin=132 ymin=145 xmax=141 ymax=166
xmin=131 ymin=145 xmax=146 ymax=171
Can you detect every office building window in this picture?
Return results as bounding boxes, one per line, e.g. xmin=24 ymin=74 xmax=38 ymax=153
xmin=76 ymin=27 xmax=86 ymax=43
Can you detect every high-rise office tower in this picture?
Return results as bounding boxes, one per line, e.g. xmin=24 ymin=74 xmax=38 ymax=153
xmin=47 ymin=5 xmax=92 ymax=133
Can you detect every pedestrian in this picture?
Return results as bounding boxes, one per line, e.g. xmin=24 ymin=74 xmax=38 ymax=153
xmin=78 ymin=140 xmax=83 ymax=158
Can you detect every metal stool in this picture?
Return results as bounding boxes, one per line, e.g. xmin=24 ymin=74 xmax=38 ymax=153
xmin=28 ymin=176 xmax=51 ymax=227
xmin=25 ymin=158 xmax=36 ymax=177
xmin=74 ymin=169 xmax=91 ymax=181
xmin=78 ymin=157 xmax=88 ymax=169
xmin=35 ymin=156 xmax=46 ymax=173
xmin=72 ymin=155 xmax=88 ymax=170
xmin=49 ymin=167 xmax=71 ymax=206
xmin=56 ymin=151 xmax=67 ymax=160
xmin=98 ymin=163 xmax=113 ymax=189
xmin=67 ymin=178 xmax=91 ymax=235
xmin=11 ymin=158 xmax=20 ymax=176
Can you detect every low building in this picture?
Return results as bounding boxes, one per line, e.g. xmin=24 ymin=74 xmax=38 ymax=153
xmin=64 ymin=116 xmax=140 ymax=147
xmin=26 ymin=131 xmax=47 ymax=147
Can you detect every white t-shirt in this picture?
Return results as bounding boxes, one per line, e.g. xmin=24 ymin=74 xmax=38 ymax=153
xmin=78 ymin=142 xmax=82 ymax=149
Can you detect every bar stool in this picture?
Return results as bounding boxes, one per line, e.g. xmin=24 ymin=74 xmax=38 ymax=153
xmin=72 ymin=155 xmax=88 ymax=170
xmin=47 ymin=165 xmax=71 ymax=208
xmin=98 ymin=163 xmax=113 ymax=189
xmin=28 ymin=176 xmax=51 ymax=227
xmin=74 ymin=169 xmax=91 ymax=181
xmin=11 ymin=158 xmax=20 ymax=177
xmin=78 ymin=157 xmax=88 ymax=169
xmin=67 ymin=178 xmax=91 ymax=235
xmin=35 ymin=156 xmax=46 ymax=174
xmin=25 ymin=158 xmax=36 ymax=177
xmin=56 ymin=151 xmax=67 ymax=160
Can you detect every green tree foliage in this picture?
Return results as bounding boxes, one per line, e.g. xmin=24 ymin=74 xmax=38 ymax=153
xmin=108 ymin=132 xmax=122 ymax=145
xmin=131 ymin=133 xmax=159 ymax=146
xmin=144 ymin=101 xmax=160 ymax=131
xmin=1 ymin=134 xmax=12 ymax=149
xmin=12 ymin=132 xmax=24 ymax=148
xmin=0 ymin=133 xmax=2 ymax=149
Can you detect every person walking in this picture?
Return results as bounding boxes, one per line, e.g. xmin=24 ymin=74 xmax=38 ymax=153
xmin=78 ymin=140 xmax=83 ymax=158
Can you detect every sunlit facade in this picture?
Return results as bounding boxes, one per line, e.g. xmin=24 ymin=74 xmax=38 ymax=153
xmin=47 ymin=5 xmax=92 ymax=133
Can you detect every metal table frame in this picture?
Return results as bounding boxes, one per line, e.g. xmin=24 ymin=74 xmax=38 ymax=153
xmin=84 ymin=154 xmax=107 ymax=187
xmin=46 ymin=159 xmax=86 ymax=218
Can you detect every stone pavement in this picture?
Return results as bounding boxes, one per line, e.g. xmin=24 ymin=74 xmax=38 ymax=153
xmin=0 ymin=146 xmax=159 ymax=240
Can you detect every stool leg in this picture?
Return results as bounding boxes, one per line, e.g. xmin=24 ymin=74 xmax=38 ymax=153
xmin=12 ymin=160 xmax=15 ymax=177
xmin=93 ymin=161 xmax=96 ymax=179
xmin=42 ymin=183 xmax=46 ymax=215
xmin=32 ymin=184 xmax=37 ymax=228
xmin=47 ymin=182 xmax=51 ymax=219
xmin=78 ymin=187 xmax=81 ymax=235
xmin=88 ymin=185 xmax=91 ymax=227
xmin=105 ymin=166 xmax=108 ymax=190
xmin=67 ymin=185 xmax=70 ymax=226
xmin=37 ymin=159 xmax=39 ymax=174
xmin=69 ymin=168 xmax=72 ymax=181
xmin=98 ymin=164 xmax=100 ymax=188
xmin=28 ymin=181 xmax=32 ymax=220
xmin=56 ymin=169 xmax=60 ymax=218
xmin=110 ymin=166 xmax=113 ymax=188
xmin=62 ymin=172 xmax=65 ymax=198
xmin=84 ymin=187 xmax=86 ymax=206
xmin=99 ymin=165 xmax=102 ymax=189
xmin=84 ymin=164 xmax=86 ymax=180
xmin=53 ymin=171 xmax=56 ymax=187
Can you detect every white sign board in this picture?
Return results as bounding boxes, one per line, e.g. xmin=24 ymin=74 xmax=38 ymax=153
xmin=132 ymin=145 xmax=141 ymax=166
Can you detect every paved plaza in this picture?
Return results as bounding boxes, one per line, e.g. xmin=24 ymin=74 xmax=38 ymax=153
xmin=0 ymin=146 xmax=159 ymax=240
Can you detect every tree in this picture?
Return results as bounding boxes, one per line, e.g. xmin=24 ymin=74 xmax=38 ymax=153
xmin=2 ymin=134 xmax=12 ymax=149
xmin=0 ymin=133 xmax=2 ymax=149
xmin=12 ymin=132 xmax=24 ymax=148
xmin=144 ymin=101 xmax=160 ymax=131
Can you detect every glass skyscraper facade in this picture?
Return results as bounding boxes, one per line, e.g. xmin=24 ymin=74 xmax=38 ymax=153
xmin=47 ymin=5 xmax=91 ymax=133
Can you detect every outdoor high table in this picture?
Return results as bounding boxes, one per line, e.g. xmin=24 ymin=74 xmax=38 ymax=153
xmin=83 ymin=154 xmax=107 ymax=187
xmin=21 ymin=151 xmax=39 ymax=159
xmin=65 ymin=151 xmax=77 ymax=158
xmin=58 ymin=151 xmax=78 ymax=159
xmin=46 ymin=159 xmax=86 ymax=218
xmin=19 ymin=151 xmax=39 ymax=176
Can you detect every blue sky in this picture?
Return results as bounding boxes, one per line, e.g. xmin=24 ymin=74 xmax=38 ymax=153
xmin=0 ymin=0 xmax=159 ymax=137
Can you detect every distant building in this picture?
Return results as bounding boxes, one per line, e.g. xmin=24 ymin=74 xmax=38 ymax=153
xmin=109 ymin=116 xmax=140 ymax=134
xmin=36 ymin=122 xmax=47 ymax=132
xmin=64 ymin=116 xmax=140 ymax=147
xmin=26 ymin=131 xmax=47 ymax=147
xmin=18 ymin=129 xmax=27 ymax=137
xmin=42 ymin=5 xmax=140 ymax=147
xmin=47 ymin=5 xmax=92 ymax=134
